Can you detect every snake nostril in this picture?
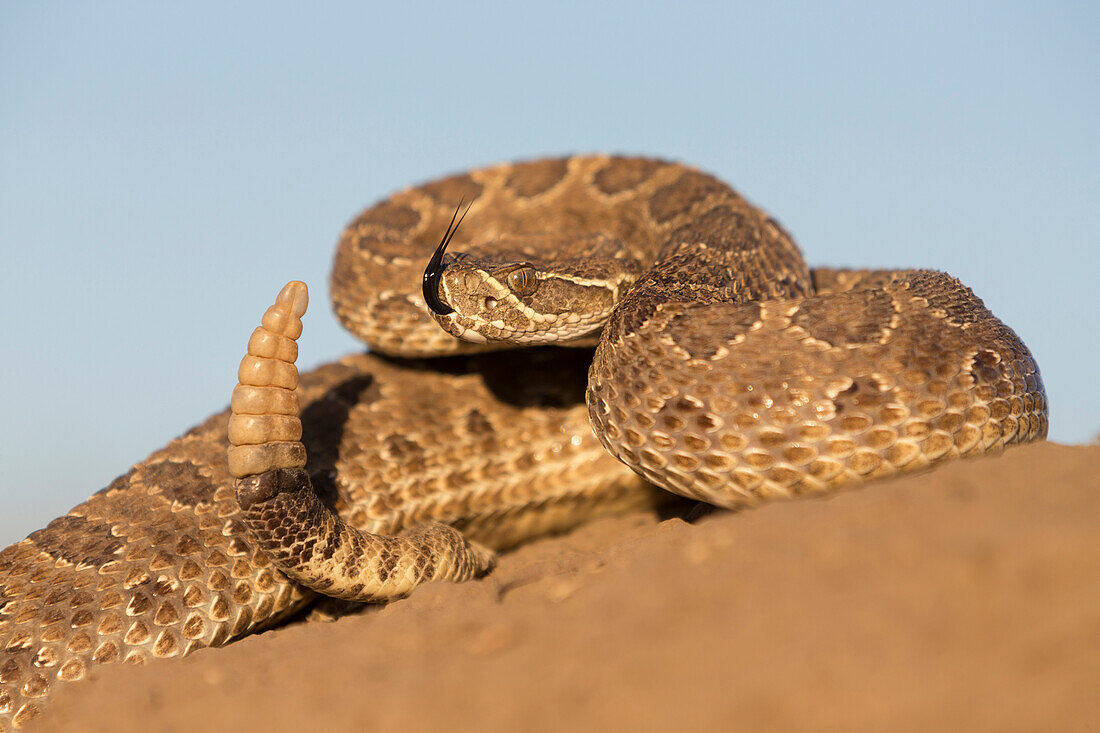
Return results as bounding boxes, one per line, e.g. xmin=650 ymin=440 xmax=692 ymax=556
xmin=484 ymin=297 xmax=498 ymax=311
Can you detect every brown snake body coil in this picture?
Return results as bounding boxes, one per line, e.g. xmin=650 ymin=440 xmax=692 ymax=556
xmin=0 ymin=156 xmax=1046 ymax=729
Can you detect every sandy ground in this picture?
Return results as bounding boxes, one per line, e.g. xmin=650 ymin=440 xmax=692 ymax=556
xmin=40 ymin=442 xmax=1099 ymax=731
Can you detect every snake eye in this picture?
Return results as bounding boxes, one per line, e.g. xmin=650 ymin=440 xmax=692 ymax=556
xmin=506 ymin=266 xmax=538 ymax=296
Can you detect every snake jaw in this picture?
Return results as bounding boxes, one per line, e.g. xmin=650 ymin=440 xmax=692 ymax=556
xmin=435 ymin=315 xmax=490 ymax=344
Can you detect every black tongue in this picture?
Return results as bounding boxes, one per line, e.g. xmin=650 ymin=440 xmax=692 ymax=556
xmin=422 ymin=200 xmax=470 ymax=316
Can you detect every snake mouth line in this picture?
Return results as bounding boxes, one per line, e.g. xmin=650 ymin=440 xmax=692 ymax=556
xmin=422 ymin=200 xmax=471 ymax=316
xmin=442 ymin=318 xmax=489 ymax=344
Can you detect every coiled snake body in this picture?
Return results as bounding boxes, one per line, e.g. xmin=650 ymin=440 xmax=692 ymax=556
xmin=0 ymin=156 xmax=1046 ymax=728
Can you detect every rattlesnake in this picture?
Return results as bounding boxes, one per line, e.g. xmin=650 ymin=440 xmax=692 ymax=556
xmin=0 ymin=155 xmax=1046 ymax=728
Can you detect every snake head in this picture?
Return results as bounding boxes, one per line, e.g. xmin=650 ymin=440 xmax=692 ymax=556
xmin=423 ymin=229 xmax=642 ymax=346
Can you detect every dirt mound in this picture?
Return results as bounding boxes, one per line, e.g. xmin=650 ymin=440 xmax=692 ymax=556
xmin=41 ymin=443 xmax=1100 ymax=731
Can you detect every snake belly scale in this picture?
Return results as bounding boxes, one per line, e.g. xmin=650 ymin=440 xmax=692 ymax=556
xmin=0 ymin=155 xmax=1046 ymax=729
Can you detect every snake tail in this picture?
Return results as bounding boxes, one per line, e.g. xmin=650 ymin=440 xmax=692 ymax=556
xmin=229 ymin=282 xmax=495 ymax=602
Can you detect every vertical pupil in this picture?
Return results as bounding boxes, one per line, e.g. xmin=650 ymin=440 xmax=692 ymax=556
xmin=510 ymin=268 xmax=530 ymax=292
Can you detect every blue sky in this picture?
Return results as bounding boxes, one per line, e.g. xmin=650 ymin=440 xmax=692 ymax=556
xmin=1 ymin=1 xmax=1097 ymax=546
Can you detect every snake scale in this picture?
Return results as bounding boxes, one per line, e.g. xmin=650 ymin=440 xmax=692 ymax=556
xmin=0 ymin=155 xmax=1047 ymax=728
